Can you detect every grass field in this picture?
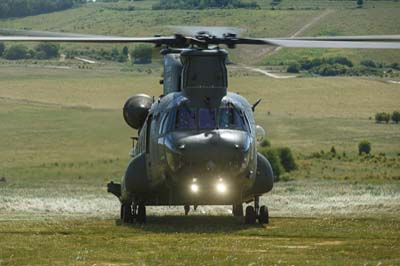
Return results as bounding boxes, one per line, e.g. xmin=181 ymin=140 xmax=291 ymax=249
xmin=0 ymin=64 xmax=400 ymax=265
xmin=0 ymin=1 xmax=399 ymax=65
xmin=1 ymin=2 xmax=400 ymax=264
xmin=1 ymin=216 xmax=399 ymax=266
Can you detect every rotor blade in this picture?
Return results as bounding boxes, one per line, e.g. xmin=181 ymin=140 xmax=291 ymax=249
xmin=0 ymin=36 xmax=183 ymax=45
xmin=168 ymin=26 xmax=244 ymax=38
xmin=0 ymin=28 xmax=114 ymax=38
xmin=287 ymin=35 xmax=400 ymax=42
xmin=260 ymin=39 xmax=400 ymax=49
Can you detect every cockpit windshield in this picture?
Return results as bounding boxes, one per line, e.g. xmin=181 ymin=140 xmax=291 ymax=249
xmin=218 ymin=107 xmax=246 ymax=130
xmin=170 ymin=105 xmax=249 ymax=132
xmin=175 ymin=107 xmax=196 ymax=129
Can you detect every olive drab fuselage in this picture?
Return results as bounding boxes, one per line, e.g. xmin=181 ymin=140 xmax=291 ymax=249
xmin=119 ymin=48 xmax=274 ymax=206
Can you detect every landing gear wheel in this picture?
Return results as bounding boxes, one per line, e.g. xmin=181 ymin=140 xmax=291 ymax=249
xmin=245 ymin=206 xmax=256 ymax=224
xmin=258 ymin=205 xmax=269 ymax=224
xmin=184 ymin=205 xmax=190 ymax=216
xmin=137 ymin=204 xmax=146 ymax=224
xmin=121 ymin=203 xmax=133 ymax=224
xmin=232 ymin=203 xmax=244 ymax=217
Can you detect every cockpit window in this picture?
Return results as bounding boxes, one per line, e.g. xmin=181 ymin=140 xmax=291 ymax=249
xmin=169 ymin=105 xmax=249 ymax=132
xmin=199 ymin=108 xmax=216 ymax=129
xmin=175 ymin=107 xmax=196 ymax=129
xmin=219 ymin=107 xmax=247 ymax=130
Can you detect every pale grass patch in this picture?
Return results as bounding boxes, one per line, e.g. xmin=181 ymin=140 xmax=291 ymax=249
xmin=1 ymin=180 xmax=399 ymax=220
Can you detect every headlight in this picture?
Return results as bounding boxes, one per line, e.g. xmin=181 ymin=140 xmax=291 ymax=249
xmin=216 ymin=183 xmax=227 ymax=193
xmin=190 ymin=184 xmax=199 ymax=193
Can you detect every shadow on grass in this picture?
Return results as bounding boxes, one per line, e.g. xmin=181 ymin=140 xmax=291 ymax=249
xmin=118 ymin=215 xmax=265 ymax=233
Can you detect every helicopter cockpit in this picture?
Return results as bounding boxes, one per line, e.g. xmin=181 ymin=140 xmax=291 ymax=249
xmin=160 ymin=103 xmax=250 ymax=134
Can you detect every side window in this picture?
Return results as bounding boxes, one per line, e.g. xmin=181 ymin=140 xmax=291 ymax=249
xmin=159 ymin=113 xmax=168 ymax=135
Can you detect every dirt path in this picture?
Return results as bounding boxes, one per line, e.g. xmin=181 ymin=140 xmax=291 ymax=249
xmin=245 ymin=9 xmax=334 ymax=78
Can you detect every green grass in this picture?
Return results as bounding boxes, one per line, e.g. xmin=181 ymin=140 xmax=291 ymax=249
xmin=1 ymin=2 xmax=399 ymax=65
xmin=1 ymin=66 xmax=399 ymax=185
xmin=0 ymin=217 xmax=399 ymax=265
xmin=0 ymin=66 xmax=400 ymax=265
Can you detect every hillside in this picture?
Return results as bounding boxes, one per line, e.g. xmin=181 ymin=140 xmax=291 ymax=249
xmin=0 ymin=0 xmax=399 ymax=65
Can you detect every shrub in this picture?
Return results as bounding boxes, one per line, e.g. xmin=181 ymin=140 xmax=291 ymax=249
xmin=259 ymin=148 xmax=285 ymax=181
xmin=392 ymin=111 xmax=400 ymax=124
xmin=358 ymin=140 xmax=371 ymax=155
xmin=4 ymin=45 xmax=29 ymax=60
xmin=35 ymin=43 xmax=59 ymax=59
xmin=0 ymin=42 xmax=5 ymax=56
xmin=259 ymin=139 xmax=271 ymax=148
xmin=375 ymin=112 xmax=391 ymax=123
xmin=131 ymin=44 xmax=152 ymax=64
xmin=330 ymin=146 xmax=336 ymax=155
xmin=287 ymin=63 xmax=301 ymax=73
xmin=390 ymin=63 xmax=400 ymax=70
xmin=361 ymin=59 xmax=378 ymax=68
xmin=276 ymin=147 xmax=297 ymax=172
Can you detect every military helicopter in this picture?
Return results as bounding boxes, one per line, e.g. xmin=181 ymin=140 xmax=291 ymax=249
xmin=1 ymin=27 xmax=400 ymax=224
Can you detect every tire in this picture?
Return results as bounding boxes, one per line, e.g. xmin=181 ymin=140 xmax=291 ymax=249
xmin=232 ymin=203 xmax=244 ymax=217
xmin=245 ymin=206 xmax=256 ymax=224
xmin=137 ymin=204 xmax=146 ymax=224
xmin=258 ymin=205 xmax=269 ymax=224
xmin=122 ymin=204 xmax=133 ymax=224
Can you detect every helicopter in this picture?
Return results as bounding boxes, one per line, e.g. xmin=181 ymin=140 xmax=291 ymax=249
xmin=1 ymin=27 xmax=400 ymax=224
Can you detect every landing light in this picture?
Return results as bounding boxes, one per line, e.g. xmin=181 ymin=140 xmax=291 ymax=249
xmin=216 ymin=183 xmax=227 ymax=193
xmin=191 ymin=184 xmax=199 ymax=193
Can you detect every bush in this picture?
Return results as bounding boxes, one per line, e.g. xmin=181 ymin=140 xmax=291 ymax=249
xmin=390 ymin=63 xmax=400 ymax=70
xmin=0 ymin=42 xmax=5 ymax=56
xmin=276 ymin=147 xmax=297 ymax=172
xmin=259 ymin=139 xmax=271 ymax=148
xmin=4 ymin=45 xmax=30 ymax=60
xmin=287 ymin=63 xmax=300 ymax=73
xmin=35 ymin=43 xmax=59 ymax=59
xmin=361 ymin=59 xmax=378 ymax=68
xmin=392 ymin=111 xmax=400 ymax=124
xmin=358 ymin=140 xmax=371 ymax=155
xmin=375 ymin=112 xmax=391 ymax=123
xmin=330 ymin=146 xmax=336 ymax=155
xmin=259 ymin=148 xmax=285 ymax=181
xmin=131 ymin=45 xmax=152 ymax=64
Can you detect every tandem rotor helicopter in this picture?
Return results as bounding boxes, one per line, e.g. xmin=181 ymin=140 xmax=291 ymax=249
xmin=1 ymin=27 xmax=400 ymax=224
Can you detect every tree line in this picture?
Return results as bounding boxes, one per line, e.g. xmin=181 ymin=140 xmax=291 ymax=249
xmin=287 ymin=56 xmax=400 ymax=77
xmin=0 ymin=0 xmax=84 ymax=19
xmin=0 ymin=42 xmax=59 ymax=60
xmin=152 ymin=0 xmax=259 ymax=10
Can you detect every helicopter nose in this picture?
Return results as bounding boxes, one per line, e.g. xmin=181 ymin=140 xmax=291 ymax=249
xmin=165 ymin=130 xmax=252 ymax=175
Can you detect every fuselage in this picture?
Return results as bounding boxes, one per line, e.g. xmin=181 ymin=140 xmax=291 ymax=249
xmin=119 ymin=48 xmax=273 ymax=206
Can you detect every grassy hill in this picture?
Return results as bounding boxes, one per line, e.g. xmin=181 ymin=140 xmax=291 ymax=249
xmin=0 ymin=1 xmax=399 ymax=65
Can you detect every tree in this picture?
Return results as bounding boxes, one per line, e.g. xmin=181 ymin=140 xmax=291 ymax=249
xmin=276 ymin=147 xmax=297 ymax=172
xmin=259 ymin=148 xmax=284 ymax=181
xmin=357 ymin=0 xmax=363 ymax=8
xmin=4 ymin=45 xmax=29 ymax=60
xmin=35 ymin=43 xmax=59 ymax=59
xmin=361 ymin=59 xmax=378 ymax=68
xmin=131 ymin=45 xmax=152 ymax=64
xmin=0 ymin=42 xmax=5 ymax=56
xmin=392 ymin=111 xmax=400 ymax=124
xmin=259 ymin=139 xmax=271 ymax=148
xmin=358 ymin=140 xmax=371 ymax=155
xmin=287 ymin=63 xmax=300 ymax=73
xmin=122 ymin=46 xmax=129 ymax=56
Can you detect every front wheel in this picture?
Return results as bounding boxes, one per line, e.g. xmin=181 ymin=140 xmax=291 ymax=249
xmin=245 ymin=206 xmax=256 ymax=224
xmin=137 ymin=204 xmax=146 ymax=224
xmin=258 ymin=205 xmax=269 ymax=224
